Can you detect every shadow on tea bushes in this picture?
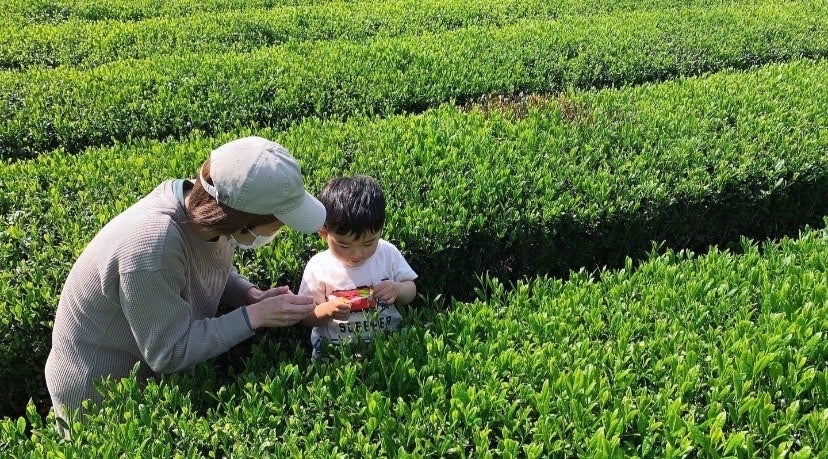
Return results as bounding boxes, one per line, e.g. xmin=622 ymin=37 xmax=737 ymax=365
xmin=411 ymin=173 xmax=828 ymax=302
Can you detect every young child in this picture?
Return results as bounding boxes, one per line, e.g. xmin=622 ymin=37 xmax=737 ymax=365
xmin=300 ymin=175 xmax=417 ymax=358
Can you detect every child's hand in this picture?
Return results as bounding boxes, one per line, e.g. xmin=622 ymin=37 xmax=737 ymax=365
xmin=316 ymin=298 xmax=351 ymax=321
xmin=371 ymin=280 xmax=398 ymax=305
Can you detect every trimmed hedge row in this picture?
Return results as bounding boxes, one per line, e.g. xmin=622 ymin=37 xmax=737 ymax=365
xmin=3 ymin=220 xmax=827 ymax=455
xmin=0 ymin=0 xmax=332 ymax=25
xmin=0 ymin=0 xmax=775 ymax=70
xmin=1 ymin=58 xmax=826 ymax=419
xmin=2 ymin=1 xmax=826 ymax=159
xmin=0 ymin=0 xmax=771 ymax=26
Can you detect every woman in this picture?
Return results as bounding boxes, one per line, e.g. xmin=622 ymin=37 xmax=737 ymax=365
xmin=45 ymin=136 xmax=325 ymax=431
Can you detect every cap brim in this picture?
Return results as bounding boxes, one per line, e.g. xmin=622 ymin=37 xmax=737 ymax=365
xmin=275 ymin=192 xmax=326 ymax=234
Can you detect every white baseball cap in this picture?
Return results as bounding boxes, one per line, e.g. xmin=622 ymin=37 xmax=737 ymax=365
xmin=199 ymin=136 xmax=325 ymax=234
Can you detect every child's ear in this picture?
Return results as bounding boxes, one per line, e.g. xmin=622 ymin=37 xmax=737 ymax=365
xmin=318 ymin=228 xmax=328 ymax=242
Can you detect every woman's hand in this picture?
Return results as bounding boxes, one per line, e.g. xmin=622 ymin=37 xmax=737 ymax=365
xmin=245 ymin=293 xmax=315 ymax=329
xmin=246 ymin=285 xmax=292 ymax=305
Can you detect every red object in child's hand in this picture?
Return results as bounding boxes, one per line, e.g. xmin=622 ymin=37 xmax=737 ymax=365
xmin=347 ymin=294 xmax=376 ymax=311
xmin=332 ymin=286 xmax=376 ymax=311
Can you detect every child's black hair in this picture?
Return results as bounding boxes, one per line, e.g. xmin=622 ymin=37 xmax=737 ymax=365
xmin=318 ymin=175 xmax=385 ymax=239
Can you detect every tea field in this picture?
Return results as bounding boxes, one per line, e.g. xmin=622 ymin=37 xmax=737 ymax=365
xmin=1 ymin=0 xmax=826 ymax=456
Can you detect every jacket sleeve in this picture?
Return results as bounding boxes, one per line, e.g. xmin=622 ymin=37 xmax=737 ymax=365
xmin=119 ymin=269 xmax=254 ymax=374
xmin=221 ymin=267 xmax=255 ymax=307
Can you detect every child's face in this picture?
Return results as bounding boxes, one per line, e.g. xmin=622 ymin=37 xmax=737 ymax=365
xmin=321 ymin=228 xmax=382 ymax=267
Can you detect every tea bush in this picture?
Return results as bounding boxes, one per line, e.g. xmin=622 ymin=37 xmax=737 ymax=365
xmin=2 ymin=0 xmax=826 ymax=453
xmin=0 ymin=0 xmax=770 ymax=26
xmin=1 ymin=59 xmax=826 ymax=422
xmin=2 ymin=1 xmax=826 ymax=159
xmin=1 ymin=0 xmax=751 ymax=70
xmin=3 ymin=222 xmax=826 ymax=456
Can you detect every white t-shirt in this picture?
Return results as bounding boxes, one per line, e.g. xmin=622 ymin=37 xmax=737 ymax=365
xmin=299 ymin=239 xmax=417 ymax=350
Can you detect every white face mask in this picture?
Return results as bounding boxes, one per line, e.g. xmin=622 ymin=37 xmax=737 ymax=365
xmin=228 ymin=227 xmax=278 ymax=250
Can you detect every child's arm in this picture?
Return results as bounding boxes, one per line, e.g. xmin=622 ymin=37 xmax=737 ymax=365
xmin=372 ymin=279 xmax=416 ymax=306
xmin=302 ymin=299 xmax=351 ymax=327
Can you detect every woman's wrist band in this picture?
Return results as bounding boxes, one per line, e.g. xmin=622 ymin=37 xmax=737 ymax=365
xmin=241 ymin=305 xmax=254 ymax=332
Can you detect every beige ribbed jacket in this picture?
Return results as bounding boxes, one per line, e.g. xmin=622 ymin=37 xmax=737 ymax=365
xmin=45 ymin=180 xmax=255 ymax=422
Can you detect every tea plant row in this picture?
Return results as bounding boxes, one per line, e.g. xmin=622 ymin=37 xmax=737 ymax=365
xmin=3 ymin=220 xmax=826 ymax=456
xmin=0 ymin=0 xmax=762 ymax=70
xmin=2 ymin=58 xmax=826 ymax=419
xmin=2 ymin=1 xmax=826 ymax=159
xmin=2 ymin=0 xmax=767 ymax=26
